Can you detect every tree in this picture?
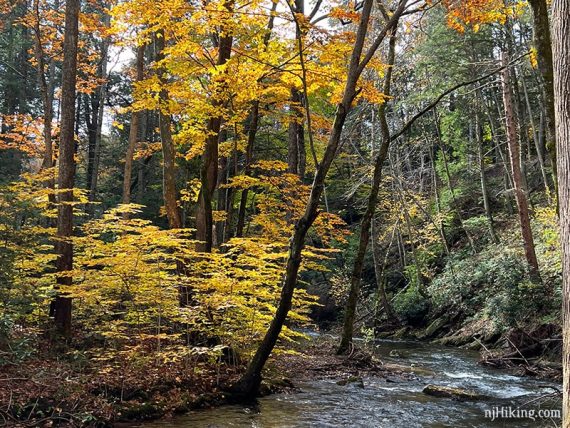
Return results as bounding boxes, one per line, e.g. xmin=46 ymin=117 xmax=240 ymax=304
xmin=84 ymin=4 xmax=111 ymax=203
xmin=231 ymin=0 xmax=409 ymax=397
xmin=552 ymin=0 xmax=570 ymax=423
xmin=195 ymin=0 xmax=234 ymax=252
xmin=338 ymin=18 xmax=399 ymax=354
xmin=527 ymin=0 xmax=557 ymax=200
xmin=155 ymin=30 xmax=182 ymax=230
xmin=122 ymin=44 xmax=145 ymax=210
xmin=500 ymin=51 xmax=542 ymax=284
xmin=52 ymin=0 xmax=80 ymax=336
xmin=31 ymin=0 xmax=58 ymax=171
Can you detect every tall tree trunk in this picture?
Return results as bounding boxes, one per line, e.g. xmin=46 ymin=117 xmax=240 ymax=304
xmin=287 ymin=0 xmax=306 ymax=178
xmin=338 ymin=24 xmax=398 ymax=354
xmin=231 ymin=0 xmax=407 ymax=397
xmin=433 ymin=107 xmax=477 ymax=253
xmin=195 ymin=3 xmax=234 ymax=252
xmin=287 ymin=88 xmax=306 ymax=177
xmin=52 ymin=0 xmax=80 ymax=337
xmin=136 ymin=112 xmax=151 ymax=204
xmin=551 ymin=1 xmax=570 ymax=423
xmin=87 ymin=10 xmax=110 ymax=203
xmin=234 ymin=3 xmax=277 ymax=237
xmin=393 ymin=151 xmax=426 ymax=296
xmin=475 ymin=109 xmax=499 ymax=243
xmin=155 ymin=31 xmax=182 ymax=229
xmin=236 ymin=102 xmax=259 ymax=238
xmin=372 ymin=218 xmax=397 ymax=326
xmin=521 ymin=71 xmax=551 ymax=195
xmin=85 ymin=93 xmax=98 ymax=193
xmin=484 ymin=89 xmax=515 ymax=214
xmin=122 ymin=44 xmax=145 ymax=211
xmin=33 ymin=0 xmax=57 ymax=171
xmin=528 ymin=0 xmax=558 ymax=202
xmin=500 ymin=52 xmax=542 ymax=284
xmin=429 ymin=140 xmax=449 ymax=252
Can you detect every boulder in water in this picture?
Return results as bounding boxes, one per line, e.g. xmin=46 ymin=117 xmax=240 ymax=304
xmin=422 ymin=384 xmax=484 ymax=401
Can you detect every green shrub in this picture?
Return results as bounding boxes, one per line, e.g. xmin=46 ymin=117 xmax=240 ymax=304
xmin=485 ymin=279 xmax=557 ymax=329
xmin=393 ymin=287 xmax=429 ymax=325
xmin=429 ymin=248 xmax=527 ymax=318
xmin=428 ymin=242 xmax=557 ymax=330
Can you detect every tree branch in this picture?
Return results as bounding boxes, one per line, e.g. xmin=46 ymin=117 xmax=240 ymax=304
xmin=389 ymin=52 xmax=530 ymax=142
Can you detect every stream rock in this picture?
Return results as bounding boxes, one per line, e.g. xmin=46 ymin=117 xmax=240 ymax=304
xmin=389 ymin=349 xmax=407 ymax=358
xmin=336 ymin=376 xmax=364 ymax=388
xmin=382 ymin=363 xmax=435 ymax=377
xmin=422 ymin=384 xmax=484 ymax=401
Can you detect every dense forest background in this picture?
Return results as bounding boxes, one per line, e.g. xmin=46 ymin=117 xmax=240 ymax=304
xmin=0 ymin=0 xmax=569 ymax=425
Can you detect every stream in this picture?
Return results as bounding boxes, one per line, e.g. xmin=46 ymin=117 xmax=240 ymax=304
xmin=142 ymin=339 xmax=561 ymax=427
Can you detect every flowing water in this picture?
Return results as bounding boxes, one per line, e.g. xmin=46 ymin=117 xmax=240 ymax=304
xmin=142 ymin=339 xmax=561 ymax=427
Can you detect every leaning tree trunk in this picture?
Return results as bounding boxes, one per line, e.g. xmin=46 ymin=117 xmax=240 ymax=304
xmin=338 ymin=24 xmax=398 ymax=354
xmin=52 ymin=0 xmax=80 ymax=337
xmin=500 ymin=52 xmax=542 ymax=284
xmin=552 ymin=0 xmax=570 ymax=424
xmin=231 ymin=0 xmax=407 ymax=398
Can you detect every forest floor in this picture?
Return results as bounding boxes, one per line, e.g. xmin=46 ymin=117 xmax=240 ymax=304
xmin=0 ymin=346 xmax=240 ymax=427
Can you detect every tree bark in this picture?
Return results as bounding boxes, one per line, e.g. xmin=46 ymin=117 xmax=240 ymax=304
xmin=231 ymin=0 xmax=407 ymax=397
xmin=33 ymin=0 xmax=57 ymax=171
xmin=287 ymin=88 xmax=306 ymax=177
xmin=155 ymin=31 xmax=182 ymax=229
xmin=433 ymin=107 xmax=477 ymax=253
xmin=287 ymin=0 xmax=307 ymax=178
xmin=52 ymin=0 xmax=80 ymax=337
xmin=234 ymin=4 xmax=276 ymax=237
xmin=500 ymin=52 xmax=542 ymax=284
xmin=551 ymin=0 xmax=570 ymax=423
